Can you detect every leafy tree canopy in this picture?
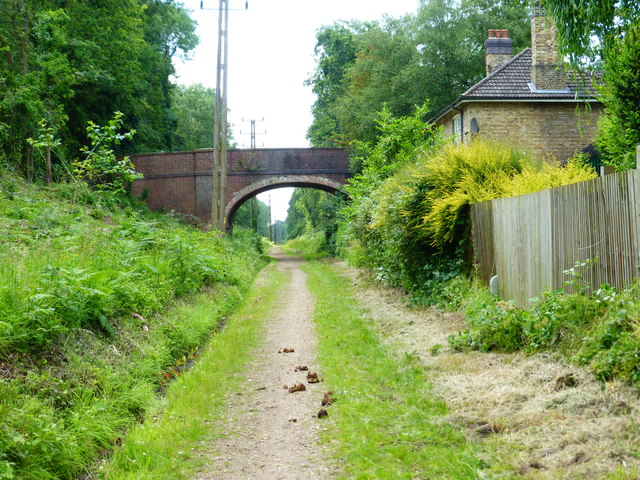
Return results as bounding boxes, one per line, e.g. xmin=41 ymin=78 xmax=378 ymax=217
xmin=171 ymin=84 xmax=216 ymax=151
xmin=0 ymin=0 xmax=197 ymax=180
xmin=306 ymin=0 xmax=531 ymax=146
xmin=595 ymin=22 xmax=640 ymax=169
xmin=234 ymin=196 xmax=270 ymax=238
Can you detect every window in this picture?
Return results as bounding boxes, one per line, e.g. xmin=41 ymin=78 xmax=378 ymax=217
xmin=470 ymin=117 xmax=479 ymax=134
xmin=453 ymin=114 xmax=462 ymax=143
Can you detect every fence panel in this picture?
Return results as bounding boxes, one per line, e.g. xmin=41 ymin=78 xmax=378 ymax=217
xmin=471 ymin=170 xmax=640 ymax=307
xmin=470 ymin=201 xmax=494 ymax=284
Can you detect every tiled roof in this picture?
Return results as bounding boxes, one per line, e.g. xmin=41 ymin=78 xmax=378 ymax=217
xmin=460 ymin=48 xmax=601 ymax=100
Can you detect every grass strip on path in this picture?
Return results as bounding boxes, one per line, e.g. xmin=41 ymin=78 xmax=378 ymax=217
xmin=100 ymin=262 xmax=288 ymax=480
xmin=305 ymin=260 xmax=483 ymax=480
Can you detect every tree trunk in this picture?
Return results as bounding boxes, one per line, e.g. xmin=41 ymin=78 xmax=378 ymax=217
xmin=26 ymin=146 xmax=33 ymax=182
xmin=46 ymin=148 xmax=52 ymax=185
xmin=20 ymin=1 xmax=29 ymax=75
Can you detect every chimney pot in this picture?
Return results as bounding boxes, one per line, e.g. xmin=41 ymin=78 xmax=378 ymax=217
xmin=485 ymin=28 xmax=513 ymax=75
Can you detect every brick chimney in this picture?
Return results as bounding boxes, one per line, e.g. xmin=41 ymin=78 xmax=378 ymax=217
xmin=531 ymin=1 xmax=566 ymax=90
xmin=485 ymin=29 xmax=513 ymax=75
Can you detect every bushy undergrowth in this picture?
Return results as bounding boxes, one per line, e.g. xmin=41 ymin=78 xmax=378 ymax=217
xmin=0 ymin=174 xmax=265 ymax=479
xmin=337 ymin=105 xmax=639 ymax=386
xmin=340 ymin=132 xmax=596 ymax=303
xmin=450 ymin=281 xmax=640 ymax=386
xmin=283 ymin=230 xmax=330 ymax=259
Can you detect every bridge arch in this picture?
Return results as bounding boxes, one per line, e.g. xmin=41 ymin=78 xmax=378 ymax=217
xmin=129 ymin=148 xmax=350 ymax=228
xmin=225 ymin=175 xmax=345 ymax=229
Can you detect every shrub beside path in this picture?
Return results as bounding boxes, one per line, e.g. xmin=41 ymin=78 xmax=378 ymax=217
xmin=197 ymin=248 xmax=337 ymax=480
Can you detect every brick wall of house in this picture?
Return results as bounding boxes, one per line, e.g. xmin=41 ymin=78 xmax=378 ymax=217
xmin=438 ymin=102 xmax=603 ymax=161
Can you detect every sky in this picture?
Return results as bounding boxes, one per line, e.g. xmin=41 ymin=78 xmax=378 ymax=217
xmin=173 ymin=0 xmax=421 ymax=222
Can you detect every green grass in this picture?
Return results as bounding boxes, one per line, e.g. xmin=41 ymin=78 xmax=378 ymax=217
xmin=305 ymin=261 xmax=483 ymax=479
xmin=282 ymin=231 xmax=329 ymax=259
xmin=100 ymin=263 xmax=287 ymax=479
xmin=0 ymin=172 xmax=267 ymax=479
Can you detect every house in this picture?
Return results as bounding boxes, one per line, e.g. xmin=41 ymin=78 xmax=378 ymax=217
xmin=430 ymin=4 xmax=603 ymax=163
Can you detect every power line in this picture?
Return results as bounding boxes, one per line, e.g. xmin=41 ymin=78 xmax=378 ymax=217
xmin=240 ymin=117 xmax=266 ymax=148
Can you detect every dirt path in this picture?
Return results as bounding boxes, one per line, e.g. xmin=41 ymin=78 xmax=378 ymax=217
xmin=343 ymin=262 xmax=640 ymax=479
xmin=194 ymin=252 xmax=638 ymax=479
xmin=196 ymin=249 xmax=336 ymax=480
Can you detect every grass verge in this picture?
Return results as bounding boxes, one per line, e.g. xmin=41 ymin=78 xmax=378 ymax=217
xmin=0 ymin=173 xmax=268 ymax=479
xmin=100 ymin=262 xmax=287 ymax=479
xmin=305 ymin=260 xmax=483 ymax=479
xmin=282 ymin=231 xmax=330 ymax=260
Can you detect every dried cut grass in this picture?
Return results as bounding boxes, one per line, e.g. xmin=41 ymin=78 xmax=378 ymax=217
xmin=339 ymin=262 xmax=640 ymax=479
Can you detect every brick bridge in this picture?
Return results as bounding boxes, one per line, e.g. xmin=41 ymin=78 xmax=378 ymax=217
xmin=130 ymin=148 xmax=350 ymax=229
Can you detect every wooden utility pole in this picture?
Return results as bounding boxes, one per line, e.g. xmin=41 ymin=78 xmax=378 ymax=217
xmin=211 ymin=0 xmax=229 ymax=231
xmin=268 ymin=194 xmax=273 ymax=242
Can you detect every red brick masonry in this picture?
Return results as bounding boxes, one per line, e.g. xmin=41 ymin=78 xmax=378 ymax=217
xmin=130 ymin=148 xmax=350 ymax=228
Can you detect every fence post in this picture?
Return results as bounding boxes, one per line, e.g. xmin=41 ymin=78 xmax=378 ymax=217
xmin=636 ymin=144 xmax=639 ymax=169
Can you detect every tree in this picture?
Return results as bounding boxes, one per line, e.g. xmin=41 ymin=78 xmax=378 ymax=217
xmin=284 ymin=187 xmax=345 ymax=253
xmin=335 ymin=19 xmax=421 ymax=143
xmin=171 ymin=84 xmax=217 ymax=150
xmin=305 ymin=21 xmax=363 ymax=146
xmin=305 ymin=0 xmax=530 ymax=146
xmin=233 ymin=197 xmax=270 ymax=238
xmin=27 ymin=119 xmax=61 ymax=185
xmin=0 ymin=0 xmax=197 ymax=180
xmin=595 ymin=23 xmax=640 ymax=170
xmin=73 ymin=111 xmax=142 ymax=193
xmin=135 ymin=0 xmax=198 ymax=151
xmin=0 ymin=3 xmax=74 ymax=179
xmin=414 ymin=0 xmax=530 ymax=114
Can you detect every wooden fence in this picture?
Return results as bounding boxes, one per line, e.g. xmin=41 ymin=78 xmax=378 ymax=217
xmin=471 ymin=169 xmax=640 ymax=307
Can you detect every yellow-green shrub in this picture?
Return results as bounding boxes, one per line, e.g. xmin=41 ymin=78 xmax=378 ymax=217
xmin=406 ymin=139 xmax=596 ymax=246
xmin=341 ymin=137 xmax=597 ymax=302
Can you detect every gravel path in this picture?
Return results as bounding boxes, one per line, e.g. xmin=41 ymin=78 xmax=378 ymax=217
xmin=197 ymin=249 xmax=336 ymax=480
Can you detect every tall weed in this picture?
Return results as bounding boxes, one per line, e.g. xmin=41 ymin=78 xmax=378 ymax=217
xmin=451 ymin=279 xmax=640 ymax=386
